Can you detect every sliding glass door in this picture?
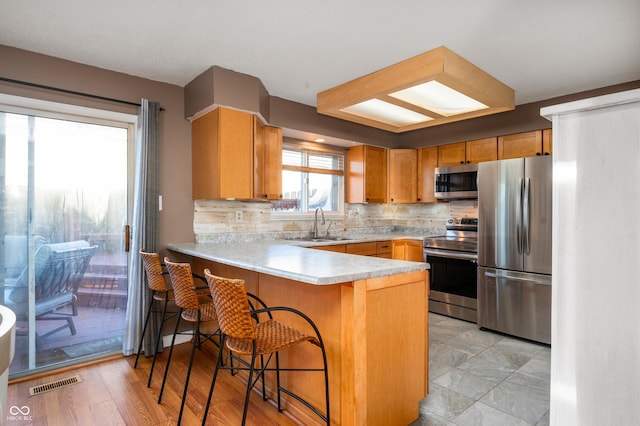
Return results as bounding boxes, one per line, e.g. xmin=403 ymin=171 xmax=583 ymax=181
xmin=0 ymin=107 xmax=132 ymax=377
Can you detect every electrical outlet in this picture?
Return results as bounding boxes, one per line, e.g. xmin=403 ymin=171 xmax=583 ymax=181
xmin=235 ymin=210 xmax=243 ymax=222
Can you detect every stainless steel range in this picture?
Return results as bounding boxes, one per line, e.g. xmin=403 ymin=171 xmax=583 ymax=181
xmin=424 ymin=217 xmax=478 ymax=323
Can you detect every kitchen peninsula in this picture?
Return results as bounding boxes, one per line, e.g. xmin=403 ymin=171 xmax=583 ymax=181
xmin=167 ymin=240 xmax=429 ymax=425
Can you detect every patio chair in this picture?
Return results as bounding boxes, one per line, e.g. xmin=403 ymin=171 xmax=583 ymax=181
xmin=5 ymin=239 xmax=97 ymax=350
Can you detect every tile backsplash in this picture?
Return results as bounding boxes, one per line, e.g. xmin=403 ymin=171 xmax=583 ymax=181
xmin=194 ymin=199 xmax=477 ymax=243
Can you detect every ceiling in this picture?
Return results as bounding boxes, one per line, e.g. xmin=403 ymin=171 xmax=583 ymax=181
xmin=1 ymin=0 xmax=639 ymax=111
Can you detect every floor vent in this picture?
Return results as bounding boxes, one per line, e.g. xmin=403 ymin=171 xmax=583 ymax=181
xmin=29 ymin=375 xmax=82 ymax=396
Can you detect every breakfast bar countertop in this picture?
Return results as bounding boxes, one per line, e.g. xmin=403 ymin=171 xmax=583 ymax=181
xmin=167 ymin=239 xmax=428 ymax=285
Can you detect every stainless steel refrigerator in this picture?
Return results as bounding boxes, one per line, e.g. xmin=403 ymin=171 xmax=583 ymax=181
xmin=477 ymin=156 xmax=552 ymax=344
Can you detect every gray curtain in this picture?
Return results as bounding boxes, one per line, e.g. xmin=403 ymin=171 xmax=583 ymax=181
xmin=123 ymin=99 xmax=160 ymax=356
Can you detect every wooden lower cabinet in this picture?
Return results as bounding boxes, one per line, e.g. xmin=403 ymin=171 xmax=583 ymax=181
xmin=376 ymin=241 xmax=392 ymax=258
xmin=184 ymin=255 xmax=429 ymax=426
xmin=346 ymin=242 xmax=377 ymax=256
xmin=393 ymin=239 xmax=424 ymax=262
xmin=345 ymin=241 xmax=392 ymax=257
xmin=314 ymin=244 xmax=346 ymax=253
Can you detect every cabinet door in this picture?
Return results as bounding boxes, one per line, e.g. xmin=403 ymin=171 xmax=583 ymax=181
xmin=437 ymin=142 xmax=466 ymax=167
xmin=466 ymin=137 xmax=497 ymax=164
xmin=192 ymin=108 xmax=254 ymax=199
xmin=365 ymin=146 xmax=388 ymax=203
xmin=346 ymin=242 xmax=377 ymax=256
xmin=417 ymin=146 xmax=437 ymax=203
xmin=219 ymin=108 xmax=254 ymax=198
xmin=192 ymin=109 xmax=221 ymax=199
xmin=542 ymin=129 xmax=552 ymax=156
xmin=388 ymin=149 xmax=417 ymax=203
xmin=392 ymin=240 xmax=406 ymax=260
xmin=314 ymin=244 xmax=346 ymax=253
xmin=406 ymin=240 xmax=424 ymax=262
xmin=346 ymin=145 xmax=366 ymax=203
xmin=347 ymin=145 xmax=387 ymax=203
xmin=254 ymin=117 xmax=283 ymax=200
xmin=498 ymin=130 xmax=543 ymax=159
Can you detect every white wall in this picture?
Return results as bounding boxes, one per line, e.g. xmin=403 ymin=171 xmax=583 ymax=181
xmin=542 ymin=89 xmax=640 ymax=426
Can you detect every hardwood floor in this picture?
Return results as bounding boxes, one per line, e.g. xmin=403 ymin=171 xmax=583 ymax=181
xmin=7 ymin=340 xmax=300 ymax=425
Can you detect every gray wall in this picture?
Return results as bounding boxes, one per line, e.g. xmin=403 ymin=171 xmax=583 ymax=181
xmin=0 ymin=45 xmax=194 ymax=259
xmin=2 ymin=43 xmax=640 ymax=254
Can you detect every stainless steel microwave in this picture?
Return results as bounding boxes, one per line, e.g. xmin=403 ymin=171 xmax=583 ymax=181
xmin=434 ymin=164 xmax=479 ymax=200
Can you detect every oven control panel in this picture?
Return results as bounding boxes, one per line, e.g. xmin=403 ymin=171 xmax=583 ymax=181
xmin=446 ymin=217 xmax=478 ymax=230
xmin=447 ymin=217 xmax=478 ymax=225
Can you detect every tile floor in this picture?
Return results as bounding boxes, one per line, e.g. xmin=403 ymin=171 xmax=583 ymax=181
xmin=412 ymin=313 xmax=551 ymax=425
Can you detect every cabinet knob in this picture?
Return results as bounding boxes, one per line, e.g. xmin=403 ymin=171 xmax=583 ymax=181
xmin=466 ymin=160 xmax=471 ymax=164
xmin=543 ymin=152 xmax=550 ymax=156
xmin=536 ymin=152 xmax=542 ymax=156
xmin=417 ymin=198 xmax=421 ymax=201
xmin=390 ymin=198 xmax=394 ymax=202
xmin=460 ymin=161 xmax=464 ymax=164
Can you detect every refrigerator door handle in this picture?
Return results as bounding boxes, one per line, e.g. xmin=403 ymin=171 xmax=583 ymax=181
xmin=516 ymin=177 xmax=523 ymax=254
xmin=523 ymin=177 xmax=531 ymax=254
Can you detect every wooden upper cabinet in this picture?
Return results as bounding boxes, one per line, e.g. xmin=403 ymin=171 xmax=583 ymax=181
xmin=417 ymin=146 xmax=438 ymax=203
xmin=388 ymin=149 xmax=417 ymax=203
xmin=438 ymin=137 xmax=497 ymax=167
xmin=543 ymin=128 xmax=553 ymax=156
xmin=437 ymin=142 xmax=466 ymax=167
xmin=498 ymin=130 xmax=545 ymax=159
xmin=192 ymin=107 xmax=254 ymax=199
xmin=466 ymin=137 xmax=498 ymax=164
xmin=346 ymin=145 xmax=388 ymax=203
xmin=253 ymin=117 xmax=283 ymax=200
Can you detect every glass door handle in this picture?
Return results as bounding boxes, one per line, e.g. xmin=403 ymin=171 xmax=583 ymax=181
xmin=124 ymin=224 xmax=131 ymax=252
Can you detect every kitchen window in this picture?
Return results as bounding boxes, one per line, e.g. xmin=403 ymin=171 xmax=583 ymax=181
xmin=271 ymin=142 xmax=344 ymax=214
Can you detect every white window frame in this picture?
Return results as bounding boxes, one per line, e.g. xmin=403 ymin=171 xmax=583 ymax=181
xmin=271 ymin=141 xmax=345 ymax=219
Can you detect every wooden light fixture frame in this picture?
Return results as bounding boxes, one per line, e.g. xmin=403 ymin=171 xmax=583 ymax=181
xmin=317 ymin=46 xmax=515 ymax=133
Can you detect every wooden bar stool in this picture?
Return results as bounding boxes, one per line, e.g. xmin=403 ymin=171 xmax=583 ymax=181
xmin=134 ymin=250 xmax=176 ymax=388
xmin=202 ymin=269 xmax=329 ymax=426
xmin=160 ymin=258 xmax=220 ymax=425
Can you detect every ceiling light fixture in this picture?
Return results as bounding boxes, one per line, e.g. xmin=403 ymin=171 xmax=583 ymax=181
xmin=317 ymin=46 xmax=515 ymax=133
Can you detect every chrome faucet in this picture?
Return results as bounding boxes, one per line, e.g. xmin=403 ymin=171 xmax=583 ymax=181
xmin=312 ymin=207 xmax=325 ymax=238
xmin=325 ymin=221 xmax=335 ymax=238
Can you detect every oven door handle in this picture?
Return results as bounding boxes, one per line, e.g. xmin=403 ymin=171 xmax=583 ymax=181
xmin=424 ymin=249 xmax=478 ymax=262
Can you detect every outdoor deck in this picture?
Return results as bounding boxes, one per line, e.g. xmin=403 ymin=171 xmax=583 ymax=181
xmin=9 ymin=255 xmax=129 ymax=376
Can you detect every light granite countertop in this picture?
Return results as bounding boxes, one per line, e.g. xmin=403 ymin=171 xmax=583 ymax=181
xmin=167 ymin=234 xmax=428 ymax=285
